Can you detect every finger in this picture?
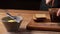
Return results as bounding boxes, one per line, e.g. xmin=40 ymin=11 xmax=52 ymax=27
xmin=57 ymin=9 xmax=60 ymax=16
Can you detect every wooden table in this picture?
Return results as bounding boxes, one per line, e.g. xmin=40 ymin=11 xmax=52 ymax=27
xmin=0 ymin=9 xmax=60 ymax=34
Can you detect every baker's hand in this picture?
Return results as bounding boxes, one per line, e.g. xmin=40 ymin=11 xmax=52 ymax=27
xmin=57 ymin=9 xmax=60 ymax=16
xmin=46 ymin=0 xmax=52 ymax=5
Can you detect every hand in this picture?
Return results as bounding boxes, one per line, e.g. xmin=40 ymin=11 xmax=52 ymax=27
xmin=46 ymin=0 xmax=52 ymax=5
xmin=57 ymin=9 xmax=60 ymax=16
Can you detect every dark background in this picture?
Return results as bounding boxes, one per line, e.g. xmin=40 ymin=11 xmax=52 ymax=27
xmin=0 ymin=0 xmax=40 ymax=10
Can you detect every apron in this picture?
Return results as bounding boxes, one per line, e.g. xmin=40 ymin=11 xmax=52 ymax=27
xmin=40 ymin=0 xmax=58 ymax=10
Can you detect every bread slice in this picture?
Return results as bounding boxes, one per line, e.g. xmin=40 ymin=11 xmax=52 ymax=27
xmin=33 ymin=14 xmax=47 ymax=20
xmin=33 ymin=14 xmax=47 ymax=22
xmin=35 ymin=14 xmax=47 ymax=18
